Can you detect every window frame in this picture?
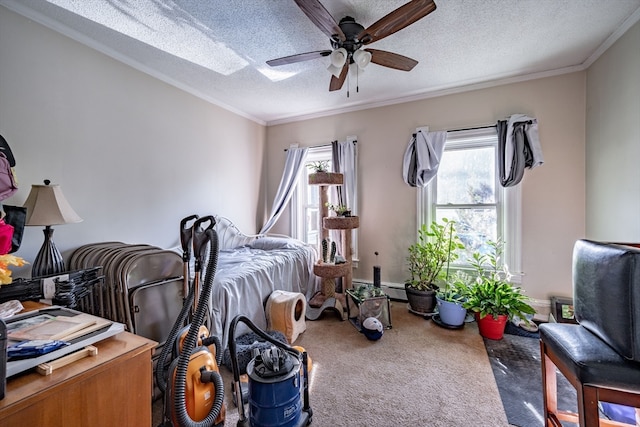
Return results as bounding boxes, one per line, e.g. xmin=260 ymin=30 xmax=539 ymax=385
xmin=291 ymin=145 xmax=332 ymax=245
xmin=417 ymin=127 xmax=522 ymax=281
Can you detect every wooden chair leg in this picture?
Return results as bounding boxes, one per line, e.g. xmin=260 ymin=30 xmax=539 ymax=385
xmin=541 ymin=340 xmax=561 ymax=426
xmin=579 ymin=385 xmax=600 ymax=427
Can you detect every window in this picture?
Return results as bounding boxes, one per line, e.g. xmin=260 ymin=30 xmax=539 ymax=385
xmin=419 ymin=128 xmax=522 ymax=279
xmin=291 ymin=146 xmax=333 ymax=247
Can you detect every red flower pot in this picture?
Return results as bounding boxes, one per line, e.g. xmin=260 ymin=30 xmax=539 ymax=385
xmin=475 ymin=313 xmax=508 ymax=340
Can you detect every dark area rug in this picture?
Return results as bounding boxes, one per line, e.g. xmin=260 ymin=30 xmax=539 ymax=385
xmin=484 ymin=326 xmax=577 ymax=427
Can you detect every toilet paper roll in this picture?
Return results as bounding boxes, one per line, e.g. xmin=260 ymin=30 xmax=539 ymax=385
xmin=265 ymin=290 xmax=307 ymax=344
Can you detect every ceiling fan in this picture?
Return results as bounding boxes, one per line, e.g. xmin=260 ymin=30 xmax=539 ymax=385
xmin=266 ymin=0 xmax=437 ymax=92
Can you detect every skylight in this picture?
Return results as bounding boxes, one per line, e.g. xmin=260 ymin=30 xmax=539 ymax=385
xmin=47 ymin=0 xmax=248 ymax=76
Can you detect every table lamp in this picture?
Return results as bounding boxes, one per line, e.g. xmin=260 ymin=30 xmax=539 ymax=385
xmin=23 ymin=179 xmax=82 ymax=277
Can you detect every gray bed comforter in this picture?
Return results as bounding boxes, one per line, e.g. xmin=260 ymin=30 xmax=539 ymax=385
xmin=207 ymin=236 xmax=318 ymax=349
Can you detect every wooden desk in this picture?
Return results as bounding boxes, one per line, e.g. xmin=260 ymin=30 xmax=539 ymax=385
xmin=0 ymin=332 xmax=156 ymax=427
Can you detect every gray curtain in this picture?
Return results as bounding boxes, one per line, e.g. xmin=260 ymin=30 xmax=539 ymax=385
xmin=331 ymin=137 xmax=357 ymax=212
xmin=330 ymin=137 xmax=357 ymax=257
xmin=259 ymin=145 xmax=308 ymax=234
xmin=402 ymin=127 xmax=447 ymax=188
xmin=497 ymin=114 xmax=544 ymax=187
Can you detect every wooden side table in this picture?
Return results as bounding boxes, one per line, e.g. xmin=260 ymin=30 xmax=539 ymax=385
xmin=0 ymin=332 xmax=156 ymax=427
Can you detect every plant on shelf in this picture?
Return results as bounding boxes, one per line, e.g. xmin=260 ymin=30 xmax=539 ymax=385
xmin=325 ymin=202 xmax=351 ymax=217
xmin=308 ymin=160 xmax=343 ymax=185
xmin=463 ymin=238 xmax=535 ymax=339
xmin=307 ymin=160 xmax=329 ymax=173
xmin=406 ymin=218 xmax=464 ymax=315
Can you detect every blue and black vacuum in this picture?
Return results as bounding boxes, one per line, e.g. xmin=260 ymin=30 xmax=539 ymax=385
xmin=228 ymin=315 xmax=312 ymax=427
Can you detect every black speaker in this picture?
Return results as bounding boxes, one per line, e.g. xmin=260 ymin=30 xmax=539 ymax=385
xmin=0 ymin=318 xmax=6 ymax=400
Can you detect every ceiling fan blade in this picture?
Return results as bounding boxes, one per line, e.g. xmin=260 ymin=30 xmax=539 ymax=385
xmin=366 ymin=48 xmax=418 ymax=71
xmin=267 ymin=50 xmax=332 ymax=67
xmin=294 ymin=0 xmax=345 ymax=41
xmin=329 ymin=62 xmax=349 ymax=91
xmin=359 ymin=0 xmax=436 ymax=44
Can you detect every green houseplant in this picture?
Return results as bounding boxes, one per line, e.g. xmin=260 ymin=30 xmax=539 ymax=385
xmin=463 ymin=239 xmax=535 ymax=339
xmin=406 ymin=218 xmax=464 ymax=315
xmin=434 ymin=222 xmax=468 ymax=326
xmin=307 ymin=160 xmax=329 ymax=173
xmin=436 ymin=271 xmax=470 ymax=327
xmin=325 ymin=202 xmax=351 ymax=217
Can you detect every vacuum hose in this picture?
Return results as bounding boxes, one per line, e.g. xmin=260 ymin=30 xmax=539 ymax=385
xmin=155 ymin=275 xmax=196 ymax=394
xmin=173 ymin=228 xmax=224 ymax=427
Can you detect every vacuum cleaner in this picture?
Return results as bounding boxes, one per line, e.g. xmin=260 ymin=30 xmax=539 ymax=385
xmin=155 ymin=215 xmax=226 ymax=427
xmin=228 ymin=315 xmax=312 ymax=427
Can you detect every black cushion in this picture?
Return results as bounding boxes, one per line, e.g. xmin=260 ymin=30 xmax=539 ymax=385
xmin=540 ymin=323 xmax=640 ymax=390
xmin=573 ymin=240 xmax=640 ymax=361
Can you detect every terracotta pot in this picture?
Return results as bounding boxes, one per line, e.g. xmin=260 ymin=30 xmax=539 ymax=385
xmin=475 ymin=313 xmax=508 ymax=340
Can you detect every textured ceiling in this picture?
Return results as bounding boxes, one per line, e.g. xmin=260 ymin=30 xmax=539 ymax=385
xmin=2 ymin=0 xmax=640 ymax=125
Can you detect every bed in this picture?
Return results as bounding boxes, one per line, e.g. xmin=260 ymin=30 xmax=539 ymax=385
xmin=208 ymin=216 xmax=319 ymax=349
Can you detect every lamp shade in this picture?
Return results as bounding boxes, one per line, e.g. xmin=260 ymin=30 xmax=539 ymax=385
xmin=353 ymin=50 xmax=372 ymax=69
xmin=23 ymin=181 xmax=82 ymax=226
xmin=329 ymin=48 xmax=347 ymax=67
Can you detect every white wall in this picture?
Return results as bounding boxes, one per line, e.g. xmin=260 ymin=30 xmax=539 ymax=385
xmin=267 ymin=73 xmax=587 ymax=302
xmin=586 ymin=20 xmax=640 ymax=241
xmin=0 ymin=7 xmax=267 ymax=278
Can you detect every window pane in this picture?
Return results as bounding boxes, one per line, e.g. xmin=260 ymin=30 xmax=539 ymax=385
xmin=307 ymin=183 xmax=318 ymax=206
xmin=436 ymin=208 xmax=497 ymax=264
xmin=307 ymin=208 xmax=319 ymax=246
xmin=295 ymin=153 xmax=332 ymax=245
xmin=437 ymin=146 xmax=495 ymax=204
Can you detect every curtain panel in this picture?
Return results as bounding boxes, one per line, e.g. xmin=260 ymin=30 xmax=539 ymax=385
xmin=402 ymin=126 xmax=447 ymax=188
xmin=259 ymin=145 xmax=308 ymax=234
xmin=497 ymin=114 xmax=544 ymax=187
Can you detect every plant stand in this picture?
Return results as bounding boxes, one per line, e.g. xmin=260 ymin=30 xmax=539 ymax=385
xmin=305 ymin=172 xmax=359 ymax=321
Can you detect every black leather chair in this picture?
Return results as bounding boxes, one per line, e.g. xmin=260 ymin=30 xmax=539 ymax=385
xmin=539 ymin=240 xmax=640 ymax=427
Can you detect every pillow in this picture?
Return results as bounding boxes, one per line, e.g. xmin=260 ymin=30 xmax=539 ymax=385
xmin=247 ymin=236 xmax=304 ymax=251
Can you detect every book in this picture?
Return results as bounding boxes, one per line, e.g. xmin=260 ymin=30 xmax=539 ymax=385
xmin=8 ymin=315 xmax=97 ymax=341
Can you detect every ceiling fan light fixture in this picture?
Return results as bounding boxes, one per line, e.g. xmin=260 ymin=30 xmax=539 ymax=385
xmin=329 ymin=47 xmax=347 ymax=67
xmin=327 ymin=63 xmax=344 ymax=78
xmin=353 ymin=50 xmax=372 ymax=69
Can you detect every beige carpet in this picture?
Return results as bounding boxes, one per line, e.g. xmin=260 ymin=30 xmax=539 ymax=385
xmin=154 ymin=301 xmax=509 ymax=426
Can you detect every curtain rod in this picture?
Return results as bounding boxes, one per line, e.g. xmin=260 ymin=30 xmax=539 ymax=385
xmin=413 ymin=124 xmax=496 ymax=137
xmin=284 ymin=140 xmax=357 ymax=151
xmin=448 ymin=124 xmax=496 ymax=133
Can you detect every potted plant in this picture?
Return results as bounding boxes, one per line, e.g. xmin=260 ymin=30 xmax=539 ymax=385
xmin=308 ymin=161 xmax=343 ymax=185
xmin=308 ymin=160 xmax=329 ymax=173
xmin=436 ymin=271 xmax=470 ymax=327
xmin=325 ymin=202 xmax=351 ymax=217
xmin=406 ymin=218 xmax=464 ymax=315
xmin=434 ymin=221 xmax=468 ymax=326
xmin=463 ymin=239 xmax=535 ymax=340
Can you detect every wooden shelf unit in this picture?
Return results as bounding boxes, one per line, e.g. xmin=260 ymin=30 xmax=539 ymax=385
xmin=307 ymin=172 xmax=359 ymax=318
